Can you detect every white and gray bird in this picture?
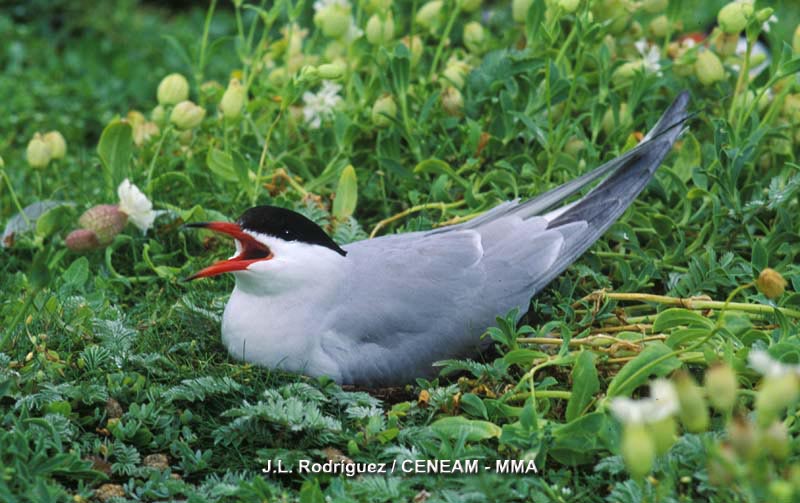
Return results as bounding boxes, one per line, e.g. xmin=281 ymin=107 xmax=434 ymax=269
xmin=187 ymin=92 xmax=690 ymax=386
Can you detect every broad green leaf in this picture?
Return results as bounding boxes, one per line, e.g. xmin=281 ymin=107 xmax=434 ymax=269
xmin=35 ymin=205 xmax=74 ymax=238
xmin=62 ymin=257 xmax=89 ymax=289
xmin=97 ymin=119 xmax=133 ymax=186
xmin=652 ymin=308 xmax=714 ymax=332
xmin=430 ymin=416 xmax=501 ymax=442
xmin=665 ymin=328 xmax=710 ymax=348
xmin=751 ymin=240 xmax=767 ymax=271
xmin=550 ymin=412 xmax=620 ymax=465
xmin=672 ymin=132 xmax=700 ymax=182
xmin=332 ymin=164 xmax=358 ymax=219
xmin=459 ymin=393 xmax=488 ymax=420
xmin=607 ymin=342 xmax=682 ymax=397
xmin=565 ymin=351 xmax=599 ymax=422
xmin=206 ymin=148 xmax=238 ymax=182
xmin=299 ymin=480 xmax=325 ymax=503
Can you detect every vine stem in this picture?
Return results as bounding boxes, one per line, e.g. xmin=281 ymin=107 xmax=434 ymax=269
xmin=369 ymin=201 xmax=465 ymax=238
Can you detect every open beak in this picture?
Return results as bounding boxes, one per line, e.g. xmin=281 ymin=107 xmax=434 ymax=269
xmin=184 ymin=222 xmax=273 ymax=281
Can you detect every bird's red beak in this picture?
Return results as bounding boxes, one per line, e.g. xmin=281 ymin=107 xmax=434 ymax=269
xmin=185 ymin=222 xmax=273 ymax=280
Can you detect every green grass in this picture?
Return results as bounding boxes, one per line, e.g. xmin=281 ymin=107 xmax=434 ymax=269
xmin=2 ymin=0 xmax=800 ymax=501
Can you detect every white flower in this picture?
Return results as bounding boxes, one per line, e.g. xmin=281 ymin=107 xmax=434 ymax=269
xmin=302 ymin=80 xmax=343 ymax=129
xmin=634 ymin=38 xmax=662 ymax=76
xmin=762 ymin=14 xmax=778 ymax=33
xmin=748 ymin=349 xmax=800 ymax=378
xmin=609 ymin=379 xmax=679 ymax=425
xmin=117 ymin=179 xmax=156 ymax=233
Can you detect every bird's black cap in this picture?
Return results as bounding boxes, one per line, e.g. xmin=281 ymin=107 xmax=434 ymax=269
xmin=237 ymin=205 xmax=347 ymax=256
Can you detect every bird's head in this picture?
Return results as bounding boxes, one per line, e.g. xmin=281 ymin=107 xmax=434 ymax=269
xmin=185 ymin=205 xmax=347 ymax=292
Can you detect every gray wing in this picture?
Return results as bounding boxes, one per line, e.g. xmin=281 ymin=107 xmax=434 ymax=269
xmin=323 ymin=92 xmax=690 ymax=385
xmin=327 ymin=222 xmax=567 ymax=385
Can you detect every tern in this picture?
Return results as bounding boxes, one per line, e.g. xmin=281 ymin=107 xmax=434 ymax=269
xmin=187 ymin=92 xmax=690 ymax=386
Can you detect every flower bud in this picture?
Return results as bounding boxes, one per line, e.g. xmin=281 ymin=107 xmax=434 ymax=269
xmin=220 ymin=78 xmax=246 ymax=120
xmin=43 ymin=131 xmax=67 ymax=160
xmin=463 ymin=22 xmax=485 ymax=54
xmin=648 ymin=14 xmax=669 ymax=38
xmin=318 ymin=61 xmax=346 ymax=80
xmin=78 ymin=205 xmax=128 ymax=245
xmin=65 ymin=229 xmax=102 ymax=252
xmin=170 ymin=100 xmax=206 ymax=130
xmin=200 ymin=80 xmax=224 ymax=102
xmin=371 ymin=95 xmax=397 ymax=127
xmin=601 ymin=103 xmax=630 ymax=136
xmin=26 ymin=133 xmax=51 ymax=169
xmin=298 ymin=65 xmax=321 ymax=83
xmin=756 ymin=374 xmax=799 ymax=427
xmin=793 ymin=25 xmax=800 ymax=54
xmin=641 ymin=0 xmax=667 ymax=13
xmin=314 ymin=5 xmax=352 ymax=39
xmin=366 ymin=13 xmax=394 ymax=44
xmin=157 ymin=73 xmax=190 ymax=105
xmin=768 ymin=481 xmax=794 ymax=503
xmin=460 ymin=0 xmax=481 ymax=13
xmin=757 ymin=268 xmax=788 ymax=299
xmin=647 ymin=416 xmax=677 ymax=455
xmin=727 ymin=416 xmax=759 ymax=460
xmin=416 ymin=1 xmax=443 ymax=31
xmin=512 ymin=0 xmax=533 ymax=23
xmin=268 ymin=67 xmax=288 ymax=87
xmin=763 ymin=421 xmax=790 ymax=461
xmin=557 ymin=0 xmax=580 ymax=13
xmin=442 ymin=60 xmax=470 ymax=89
xmin=441 ymin=86 xmax=464 ymax=116
xmin=712 ymin=32 xmax=739 ymax=58
xmin=564 ymin=137 xmax=585 ymax=158
xmin=717 ymin=1 xmax=753 ymax=34
xmin=365 ymin=0 xmax=393 ymax=13
xmin=592 ymin=0 xmax=631 ymax=34
xmin=401 ymin=35 xmax=424 ymax=66
xmin=695 ymin=50 xmax=725 ymax=86
xmin=151 ymin=105 xmax=167 ymax=125
xmin=754 ymin=7 xmax=774 ymax=24
xmin=133 ymin=121 xmax=160 ymax=146
xmin=621 ymin=423 xmax=655 ymax=479
xmin=674 ymin=371 xmax=710 ymax=433
xmin=704 ymin=364 xmax=738 ymax=414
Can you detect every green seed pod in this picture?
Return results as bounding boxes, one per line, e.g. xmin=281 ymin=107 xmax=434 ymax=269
xmin=441 ymin=86 xmax=464 ymax=116
xmin=757 ymin=268 xmax=788 ymax=299
xmin=641 ymin=0 xmax=668 ymax=14
xmin=558 ymin=0 xmax=580 ymax=13
xmin=416 ymin=1 xmax=443 ymax=31
xmin=220 ymin=78 xmax=246 ymax=120
xmin=314 ymin=5 xmax=352 ymax=39
xmin=763 ymin=421 xmax=790 ymax=461
xmin=371 ymin=95 xmax=397 ymax=127
xmin=317 ymin=61 xmax=346 ymax=80
xmin=157 ymin=73 xmax=190 ymax=106
xmin=463 ymin=22 xmax=485 ymax=54
xmin=647 ymin=416 xmax=677 ymax=456
xmin=648 ymin=14 xmax=669 ymax=38
xmin=756 ymin=374 xmax=799 ymax=427
xmin=695 ymin=49 xmax=725 ymax=86
xmin=401 ymin=35 xmax=424 ymax=66
xmin=612 ymin=61 xmax=644 ymax=86
xmin=366 ymin=13 xmax=395 ymax=45
xmin=717 ymin=1 xmax=753 ymax=34
xmin=78 ymin=204 xmax=128 ymax=245
xmin=460 ymin=0 xmax=481 ymax=12
xmin=26 ymin=133 xmax=51 ymax=169
xmin=512 ymin=0 xmax=533 ymax=23
xmin=727 ymin=417 xmax=759 ymax=460
xmin=674 ymin=371 xmax=710 ymax=433
xmin=704 ymin=364 xmax=738 ymax=414
xmin=601 ymin=103 xmax=630 ymax=136
xmin=43 ymin=131 xmax=67 ymax=160
xmin=170 ymin=100 xmax=206 ymax=130
xmin=621 ymin=423 xmax=656 ymax=480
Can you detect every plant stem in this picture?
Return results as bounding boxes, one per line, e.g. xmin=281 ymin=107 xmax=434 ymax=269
xmin=369 ymin=201 xmax=466 ymax=238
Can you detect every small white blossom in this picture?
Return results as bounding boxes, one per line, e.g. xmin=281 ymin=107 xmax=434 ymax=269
xmin=302 ymin=80 xmax=343 ymax=129
xmin=762 ymin=14 xmax=778 ymax=33
xmin=748 ymin=349 xmax=800 ymax=378
xmin=610 ymin=379 xmax=679 ymax=425
xmin=117 ymin=179 xmax=156 ymax=233
xmin=634 ymin=39 xmax=663 ymax=76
